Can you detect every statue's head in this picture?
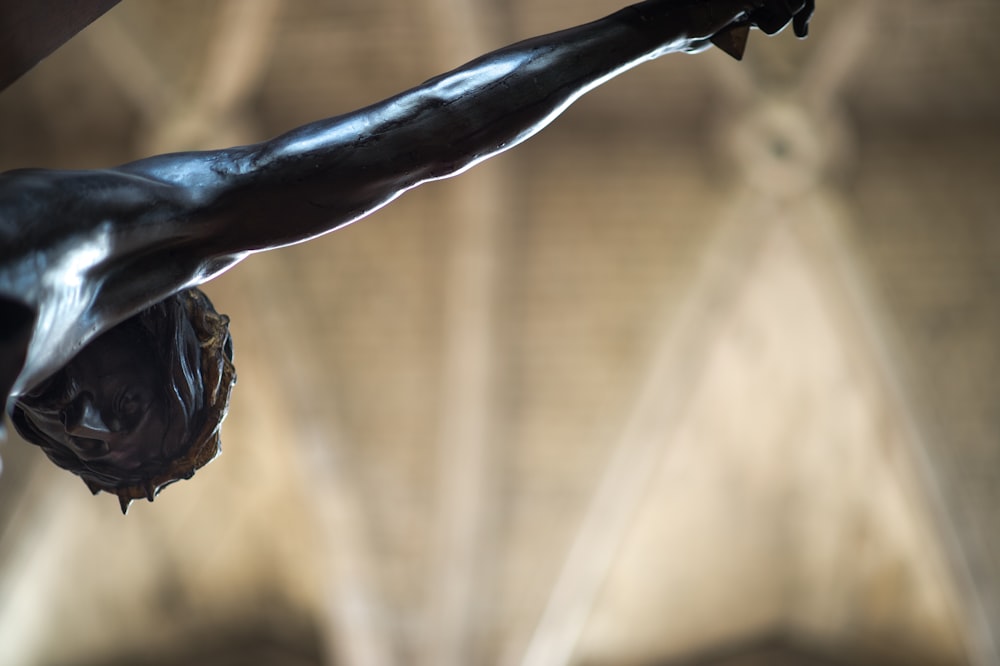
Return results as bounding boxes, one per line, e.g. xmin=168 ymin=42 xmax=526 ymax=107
xmin=10 ymin=289 xmax=236 ymax=513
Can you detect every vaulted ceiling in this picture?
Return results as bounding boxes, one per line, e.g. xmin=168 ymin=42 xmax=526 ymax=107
xmin=0 ymin=2 xmax=998 ymax=665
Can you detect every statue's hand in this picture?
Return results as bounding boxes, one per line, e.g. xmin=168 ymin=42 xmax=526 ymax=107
xmin=678 ymin=0 xmax=814 ymax=46
xmin=746 ymin=0 xmax=814 ymax=37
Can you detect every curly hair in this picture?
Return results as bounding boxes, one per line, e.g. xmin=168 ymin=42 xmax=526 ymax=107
xmin=10 ymin=288 xmax=236 ymax=513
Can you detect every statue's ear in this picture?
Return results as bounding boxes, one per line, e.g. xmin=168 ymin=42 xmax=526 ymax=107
xmin=0 ymin=295 xmax=35 ymax=420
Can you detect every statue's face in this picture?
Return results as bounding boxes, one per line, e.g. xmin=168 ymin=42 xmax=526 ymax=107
xmin=19 ymin=326 xmax=179 ymax=469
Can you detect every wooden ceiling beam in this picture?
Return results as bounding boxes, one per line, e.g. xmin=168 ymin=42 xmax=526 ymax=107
xmin=0 ymin=0 xmax=120 ymax=92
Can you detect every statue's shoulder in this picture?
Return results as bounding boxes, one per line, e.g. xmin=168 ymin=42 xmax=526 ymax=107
xmin=0 ymin=168 xmax=70 ymax=206
xmin=0 ymin=170 xmax=41 ymax=260
xmin=0 ymin=169 xmax=81 ymax=263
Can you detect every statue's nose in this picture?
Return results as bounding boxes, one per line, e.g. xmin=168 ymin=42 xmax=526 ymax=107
xmin=63 ymin=394 xmax=111 ymax=437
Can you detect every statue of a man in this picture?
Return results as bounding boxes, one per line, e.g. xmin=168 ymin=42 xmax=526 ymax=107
xmin=0 ymin=0 xmax=813 ymax=510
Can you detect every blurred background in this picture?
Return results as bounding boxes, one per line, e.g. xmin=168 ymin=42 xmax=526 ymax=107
xmin=0 ymin=1 xmax=998 ymax=664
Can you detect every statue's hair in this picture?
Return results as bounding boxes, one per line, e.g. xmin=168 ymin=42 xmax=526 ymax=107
xmin=11 ymin=288 xmax=236 ymax=512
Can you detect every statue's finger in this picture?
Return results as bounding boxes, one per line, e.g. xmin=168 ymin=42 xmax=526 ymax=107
xmin=793 ymin=0 xmax=814 ymax=38
xmin=748 ymin=0 xmax=802 ymax=35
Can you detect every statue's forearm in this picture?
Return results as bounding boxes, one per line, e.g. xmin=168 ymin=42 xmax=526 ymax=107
xmin=256 ymin=1 xmax=712 ymax=174
xmin=204 ymin=0 xmax=749 ymax=253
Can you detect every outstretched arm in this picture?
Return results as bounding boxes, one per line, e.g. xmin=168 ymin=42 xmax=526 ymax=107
xmin=117 ymin=0 xmax=811 ymax=257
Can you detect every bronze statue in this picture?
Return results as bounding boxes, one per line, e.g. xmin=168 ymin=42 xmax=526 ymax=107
xmin=0 ymin=0 xmax=814 ymax=512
